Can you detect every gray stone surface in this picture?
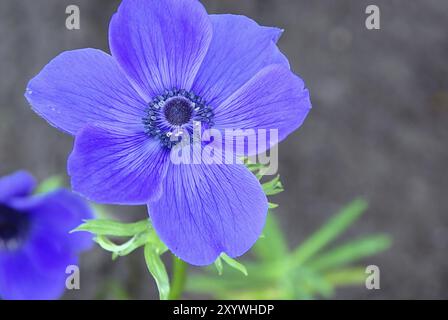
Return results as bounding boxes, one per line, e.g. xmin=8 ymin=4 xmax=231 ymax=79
xmin=0 ymin=0 xmax=447 ymax=299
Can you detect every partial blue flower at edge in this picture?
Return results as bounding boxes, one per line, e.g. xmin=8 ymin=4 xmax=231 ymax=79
xmin=0 ymin=171 xmax=93 ymax=300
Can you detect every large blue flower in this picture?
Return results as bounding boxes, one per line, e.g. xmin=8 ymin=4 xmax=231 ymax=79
xmin=25 ymin=0 xmax=311 ymax=265
xmin=0 ymin=171 xmax=93 ymax=299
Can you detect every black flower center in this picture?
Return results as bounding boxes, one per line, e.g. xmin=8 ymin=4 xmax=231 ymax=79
xmin=0 ymin=204 xmax=30 ymax=251
xmin=163 ymin=97 xmax=193 ymax=126
xmin=142 ymin=89 xmax=215 ymax=149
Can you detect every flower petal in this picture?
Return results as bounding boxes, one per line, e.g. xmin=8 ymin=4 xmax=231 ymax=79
xmin=213 ymin=64 xmax=312 ymax=156
xmin=0 ymin=190 xmax=92 ymax=300
xmin=0 ymin=249 xmax=72 ymax=300
xmin=11 ymin=190 xmax=95 ymax=252
xmin=68 ymin=124 xmax=169 ymax=205
xmin=25 ymin=49 xmax=147 ymax=136
xmin=109 ymin=0 xmax=212 ymax=101
xmin=192 ymin=14 xmax=290 ymax=107
xmin=148 ymin=162 xmax=268 ymax=266
xmin=0 ymin=171 xmax=36 ymax=202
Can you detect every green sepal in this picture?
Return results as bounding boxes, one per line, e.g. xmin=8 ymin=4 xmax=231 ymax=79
xmin=144 ymin=243 xmax=170 ymax=300
xmin=72 ymin=219 xmax=150 ymax=237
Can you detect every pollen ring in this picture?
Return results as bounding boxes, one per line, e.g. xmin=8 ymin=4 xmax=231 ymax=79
xmin=142 ymin=89 xmax=214 ymax=149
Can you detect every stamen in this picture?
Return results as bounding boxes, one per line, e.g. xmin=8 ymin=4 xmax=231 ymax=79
xmin=142 ymin=89 xmax=215 ymax=149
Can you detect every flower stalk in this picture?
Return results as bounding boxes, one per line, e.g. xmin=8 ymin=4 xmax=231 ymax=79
xmin=168 ymin=257 xmax=188 ymax=300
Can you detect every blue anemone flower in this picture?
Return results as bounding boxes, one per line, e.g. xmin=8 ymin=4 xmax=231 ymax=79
xmin=25 ymin=0 xmax=311 ymax=265
xmin=0 ymin=171 xmax=93 ymax=299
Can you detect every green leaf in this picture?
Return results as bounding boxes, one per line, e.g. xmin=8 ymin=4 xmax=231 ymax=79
xmin=93 ymin=235 xmax=142 ymax=256
xmin=72 ymin=219 xmax=150 ymax=237
xmin=168 ymin=257 xmax=188 ymax=300
xmin=186 ymin=273 xmax=269 ymax=294
xmin=113 ymin=233 xmax=150 ymax=259
xmin=94 ymin=235 xmax=124 ymax=252
xmin=34 ymin=176 xmax=64 ymax=194
xmin=245 ymin=161 xmax=265 ymax=173
xmin=291 ymin=267 xmax=334 ymax=299
xmin=214 ymin=257 xmax=223 ymax=275
xmin=268 ymin=202 xmax=279 ymax=209
xmin=144 ymin=243 xmax=170 ymax=300
xmin=220 ymin=254 xmax=248 ymax=276
xmin=306 ymin=235 xmax=391 ymax=272
xmin=245 ymin=159 xmax=273 ymax=180
xmin=93 ymin=233 xmax=149 ymax=260
xmin=147 ymin=230 xmax=169 ymax=255
xmin=291 ymin=198 xmax=368 ymax=266
xmin=253 ymin=213 xmax=289 ymax=261
xmin=262 ymin=175 xmax=284 ymax=196
xmin=323 ymin=267 xmax=367 ymax=287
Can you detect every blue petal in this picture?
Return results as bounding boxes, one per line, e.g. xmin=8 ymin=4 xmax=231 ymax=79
xmin=192 ymin=14 xmax=290 ymax=108
xmin=212 ymin=64 xmax=312 ymax=156
xmin=12 ymin=190 xmax=95 ymax=252
xmin=25 ymin=49 xmax=147 ymax=136
xmin=109 ymin=0 xmax=212 ymax=101
xmin=68 ymin=124 xmax=170 ymax=205
xmin=0 ymin=171 xmax=36 ymax=202
xmin=0 ymin=248 xmax=75 ymax=300
xmin=148 ymin=162 xmax=268 ymax=266
xmin=0 ymin=190 xmax=93 ymax=300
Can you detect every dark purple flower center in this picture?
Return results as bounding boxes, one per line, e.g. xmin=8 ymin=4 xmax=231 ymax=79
xmin=0 ymin=204 xmax=30 ymax=251
xmin=142 ymin=89 xmax=215 ymax=149
xmin=163 ymin=97 xmax=193 ymax=126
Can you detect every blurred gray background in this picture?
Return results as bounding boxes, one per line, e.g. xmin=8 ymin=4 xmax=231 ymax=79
xmin=0 ymin=0 xmax=447 ymax=299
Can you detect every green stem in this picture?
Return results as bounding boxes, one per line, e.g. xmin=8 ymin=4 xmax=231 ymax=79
xmin=168 ymin=256 xmax=188 ymax=300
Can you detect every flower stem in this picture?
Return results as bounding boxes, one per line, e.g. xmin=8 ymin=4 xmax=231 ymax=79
xmin=168 ymin=256 xmax=188 ymax=300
